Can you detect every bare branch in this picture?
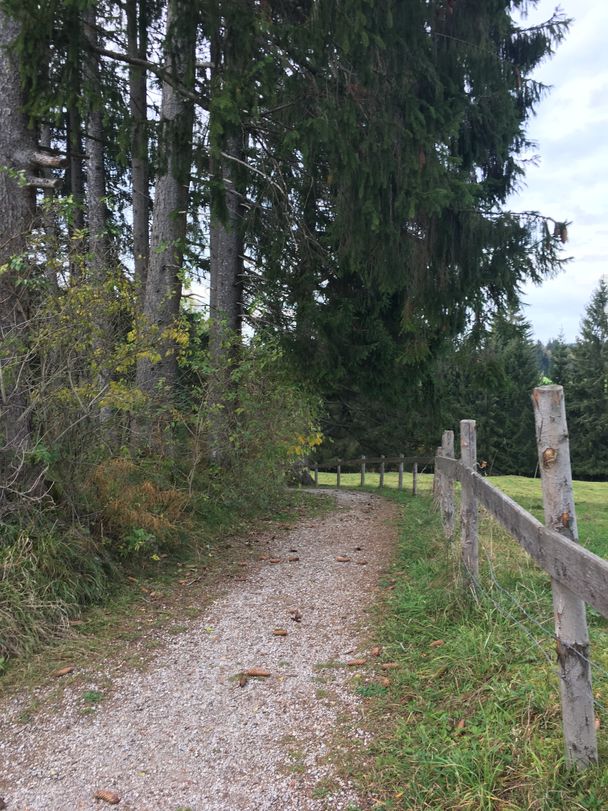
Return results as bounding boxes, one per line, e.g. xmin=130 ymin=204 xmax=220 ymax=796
xmin=94 ymin=45 xmax=209 ymax=108
xmin=25 ymin=176 xmax=62 ymax=190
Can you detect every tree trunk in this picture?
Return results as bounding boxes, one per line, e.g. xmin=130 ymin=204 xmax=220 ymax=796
xmin=0 ymin=10 xmax=39 ymax=499
xmin=208 ymin=132 xmax=245 ymax=460
xmin=40 ymin=124 xmax=60 ymax=293
xmin=66 ymin=104 xmax=85 ymax=280
xmin=126 ymin=0 xmax=150 ymax=302
xmin=136 ymin=0 xmax=196 ymax=401
xmin=207 ymin=8 xmax=248 ymax=463
xmin=209 ymin=135 xmax=244 ymax=339
xmin=83 ymin=6 xmax=110 ymax=280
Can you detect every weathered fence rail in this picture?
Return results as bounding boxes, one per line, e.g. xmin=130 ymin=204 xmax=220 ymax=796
xmin=435 ymin=385 xmax=602 ymax=769
xmin=311 ymin=455 xmax=433 ymax=492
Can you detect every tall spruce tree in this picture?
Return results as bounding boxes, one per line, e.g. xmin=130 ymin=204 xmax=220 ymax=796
xmin=548 ymin=331 xmax=573 ymax=386
xmin=253 ymin=0 xmax=569 ymax=455
xmin=432 ymin=307 xmax=539 ymax=475
xmin=569 ymin=279 xmax=608 ymax=478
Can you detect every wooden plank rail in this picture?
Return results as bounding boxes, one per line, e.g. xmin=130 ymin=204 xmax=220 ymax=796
xmin=436 ymin=386 xmax=602 ymax=769
xmin=435 ymin=455 xmax=608 ymax=620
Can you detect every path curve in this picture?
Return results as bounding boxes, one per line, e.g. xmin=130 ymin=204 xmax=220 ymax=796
xmin=0 ymin=490 xmax=397 ymax=811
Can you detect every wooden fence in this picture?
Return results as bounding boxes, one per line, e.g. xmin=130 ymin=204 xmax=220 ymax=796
xmin=435 ymin=385 xmax=608 ymax=769
xmin=311 ymin=455 xmax=433 ymax=493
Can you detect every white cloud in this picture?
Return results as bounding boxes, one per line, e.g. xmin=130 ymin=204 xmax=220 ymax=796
xmin=512 ymin=1 xmax=608 ymax=342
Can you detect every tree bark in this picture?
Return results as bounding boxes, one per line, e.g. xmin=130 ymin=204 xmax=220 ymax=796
xmin=209 ymin=136 xmax=244 ymax=340
xmin=208 ymin=133 xmax=245 ymax=459
xmin=207 ymin=14 xmax=247 ymax=461
xmin=82 ymin=6 xmax=116 ymax=428
xmin=83 ymin=6 xmax=110 ymax=280
xmin=126 ymin=0 xmax=150 ymax=302
xmin=39 ymin=124 xmax=60 ymax=293
xmin=66 ymin=104 xmax=85 ymax=280
xmin=0 ymin=10 xmax=39 ymax=498
xmin=136 ymin=0 xmax=196 ymax=399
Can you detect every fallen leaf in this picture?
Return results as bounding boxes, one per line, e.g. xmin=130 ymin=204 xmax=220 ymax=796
xmin=371 ymin=645 xmax=382 ymax=657
xmin=94 ymin=789 xmax=121 ymax=804
xmin=246 ymin=668 xmax=271 ymax=678
xmin=356 ymin=560 xmax=368 ymax=566
xmin=430 ymin=640 xmax=445 ymax=648
xmin=290 ymin=610 xmax=302 ymax=623
xmin=381 ymin=662 xmax=398 ymax=670
xmin=347 ymin=659 xmax=367 ymax=667
xmin=455 ymin=719 xmax=466 ymax=731
xmin=596 ymin=717 xmax=601 ymax=730
xmin=273 ymin=629 xmax=288 ymax=636
xmin=287 ymin=556 xmax=300 ymax=562
xmin=269 ymin=558 xmax=282 ymax=564
xmin=335 ymin=556 xmax=351 ymax=563
xmin=52 ymin=666 xmax=74 ymax=678
xmin=238 ymin=673 xmax=249 ymax=688
xmin=378 ymin=677 xmax=391 ymax=687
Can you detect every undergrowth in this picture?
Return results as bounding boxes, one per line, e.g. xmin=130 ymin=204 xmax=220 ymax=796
xmin=0 ymin=336 xmax=321 ymax=668
xmin=350 ymin=489 xmax=608 ymax=810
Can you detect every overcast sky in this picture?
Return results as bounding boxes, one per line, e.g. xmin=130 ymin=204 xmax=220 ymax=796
xmin=512 ymin=1 xmax=608 ymax=343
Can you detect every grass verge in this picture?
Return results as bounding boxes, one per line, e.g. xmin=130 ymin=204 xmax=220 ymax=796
xmin=345 ymin=488 xmax=608 ymax=810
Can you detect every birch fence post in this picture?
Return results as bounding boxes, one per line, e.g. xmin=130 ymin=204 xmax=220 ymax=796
xmin=441 ymin=430 xmax=455 ymax=538
xmin=412 ymin=462 xmax=418 ymax=496
xmin=532 ymin=385 xmax=598 ymax=768
xmin=460 ymin=420 xmax=478 ymax=582
xmin=336 ymin=459 xmax=341 ymax=488
xmin=433 ymin=446 xmax=442 ymax=501
xmin=360 ymin=455 xmax=366 ymax=487
xmin=398 ymin=454 xmax=404 ymax=491
xmin=379 ymin=455 xmax=385 ymax=488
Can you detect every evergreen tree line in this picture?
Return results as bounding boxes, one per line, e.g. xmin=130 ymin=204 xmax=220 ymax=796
xmin=0 ymin=2 xmax=570 ymax=574
xmin=322 ymin=279 xmax=608 ymax=481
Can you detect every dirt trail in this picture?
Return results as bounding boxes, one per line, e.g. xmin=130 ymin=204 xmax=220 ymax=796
xmin=0 ymin=490 xmax=398 ymax=811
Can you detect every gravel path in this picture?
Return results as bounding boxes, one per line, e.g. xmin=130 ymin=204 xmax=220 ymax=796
xmin=0 ymin=490 xmax=397 ymax=811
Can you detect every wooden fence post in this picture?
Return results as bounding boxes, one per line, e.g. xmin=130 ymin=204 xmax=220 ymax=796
xmin=441 ymin=430 xmax=455 ymax=538
xmin=379 ymin=455 xmax=385 ymax=487
xmin=412 ymin=462 xmax=418 ymax=496
xmin=360 ymin=455 xmax=366 ymax=487
xmin=460 ymin=420 xmax=478 ymax=582
xmin=398 ymin=454 xmax=404 ymax=491
xmin=433 ymin=446 xmax=442 ymax=500
xmin=532 ymin=385 xmax=597 ymax=768
xmin=337 ymin=459 xmax=341 ymax=488
xmin=314 ymin=464 xmax=318 ymax=486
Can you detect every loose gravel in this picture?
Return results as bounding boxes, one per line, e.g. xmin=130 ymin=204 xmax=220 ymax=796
xmin=0 ymin=490 xmax=398 ymax=811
